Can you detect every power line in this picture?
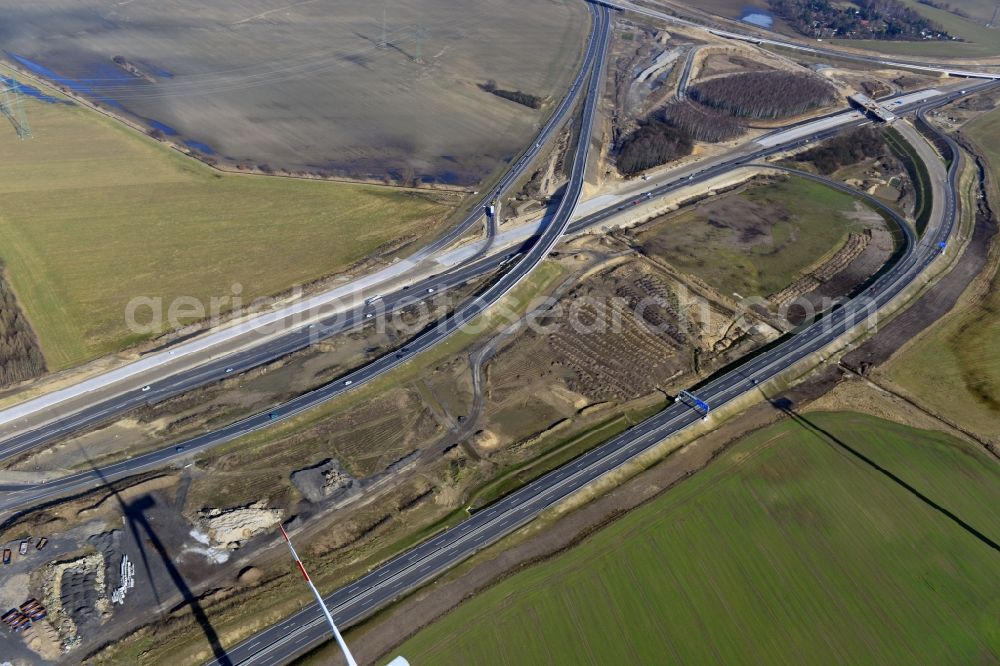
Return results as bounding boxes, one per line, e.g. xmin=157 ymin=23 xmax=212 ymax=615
xmin=379 ymin=5 xmax=388 ymax=48
xmin=0 ymin=77 xmax=33 ymax=140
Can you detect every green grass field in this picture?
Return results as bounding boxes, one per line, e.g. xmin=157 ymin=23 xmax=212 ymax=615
xmin=883 ymin=105 xmax=1000 ymax=441
xmin=945 ymin=0 xmax=1000 ymax=23
xmin=965 ymin=100 xmax=1000 ymax=161
xmin=393 ymin=411 xmax=1000 ymax=665
xmin=832 ymin=0 xmax=1000 ymax=58
xmin=639 ymin=177 xmax=873 ymax=299
xmin=0 ymin=77 xmax=454 ymax=369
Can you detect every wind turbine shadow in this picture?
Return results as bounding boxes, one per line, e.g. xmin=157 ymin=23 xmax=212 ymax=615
xmin=769 ymin=397 xmax=999 ymax=554
xmin=77 ymin=443 xmax=233 ymax=665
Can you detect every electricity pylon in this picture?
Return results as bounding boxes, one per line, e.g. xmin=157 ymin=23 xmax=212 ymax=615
xmin=0 ymin=77 xmax=33 ymax=140
xmin=413 ymin=25 xmax=426 ymax=63
xmin=379 ymin=6 xmax=389 ymax=48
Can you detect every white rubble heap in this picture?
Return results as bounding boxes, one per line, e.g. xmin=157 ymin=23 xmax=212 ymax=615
xmin=197 ymin=501 xmax=283 ymax=550
xmin=110 ymin=554 xmax=135 ymax=605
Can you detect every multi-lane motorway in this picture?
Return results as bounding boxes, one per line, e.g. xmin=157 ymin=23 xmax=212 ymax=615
xmin=206 ymin=86 xmax=971 ymax=666
xmin=1 ymin=77 xmax=988 ymax=517
xmin=0 ymin=0 xmax=609 ymax=442
xmin=0 ymin=3 xmax=611 ymax=502
xmin=1 ymin=0 xmax=996 ymax=462
xmin=0 ymin=0 xmax=613 ymax=457
xmin=1 ymin=2 xmax=996 ymax=663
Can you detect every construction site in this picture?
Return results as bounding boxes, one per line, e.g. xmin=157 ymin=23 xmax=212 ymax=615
xmin=0 ymin=0 xmax=997 ymax=664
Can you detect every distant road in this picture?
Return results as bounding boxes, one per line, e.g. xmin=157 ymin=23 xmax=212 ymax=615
xmin=0 ymin=8 xmax=986 ymax=664
xmin=608 ymin=0 xmax=1000 ymax=79
xmin=0 ymin=75 xmax=973 ymax=469
xmin=1 ymin=79 xmax=986 ymax=666
xmin=0 ymin=1 xmax=612 ymax=502
xmin=675 ymin=45 xmax=698 ymax=100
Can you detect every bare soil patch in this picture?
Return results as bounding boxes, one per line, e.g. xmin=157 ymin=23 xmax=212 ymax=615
xmin=695 ymin=50 xmax=776 ymax=80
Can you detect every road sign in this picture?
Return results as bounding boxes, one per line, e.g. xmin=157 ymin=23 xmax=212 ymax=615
xmin=678 ymin=390 xmax=710 ymax=417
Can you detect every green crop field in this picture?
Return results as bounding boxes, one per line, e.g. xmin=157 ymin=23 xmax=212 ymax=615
xmin=884 ymin=105 xmax=1000 ymax=441
xmin=965 ymin=101 xmax=1000 ymax=162
xmin=0 ymin=76 xmax=454 ymax=369
xmin=832 ymin=0 xmax=1000 ymax=58
xmin=945 ymin=0 xmax=1000 ymax=23
xmin=393 ymin=412 xmax=1000 ymax=665
xmin=638 ymin=176 xmax=877 ymax=299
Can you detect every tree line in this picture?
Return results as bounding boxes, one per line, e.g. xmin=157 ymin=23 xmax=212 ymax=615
xmin=0 ymin=269 xmax=45 ymax=388
xmin=662 ymin=101 xmax=745 ymax=143
xmin=794 ymin=126 xmax=886 ymax=174
xmin=769 ymin=0 xmax=950 ymax=40
xmin=617 ymin=119 xmax=693 ymax=176
xmin=689 ymin=71 xmax=837 ymax=120
xmin=481 ymin=80 xmax=542 ymax=110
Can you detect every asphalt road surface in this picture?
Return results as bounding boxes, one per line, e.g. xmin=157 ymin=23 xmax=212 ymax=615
xmin=1 ymin=0 xmax=995 ymax=456
xmin=0 ymin=2 xmax=611 ymax=507
xmin=0 ymin=79 xmax=992 ymax=517
xmin=0 ymin=0 xmax=606 ymax=439
xmin=0 ymin=0 xmax=610 ymax=457
xmin=0 ymin=7 xmax=991 ymax=663
xmin=0 ymin=80 xmax=970 ymax=469
xmin=204 ymin=88 xmax=970 ymax=666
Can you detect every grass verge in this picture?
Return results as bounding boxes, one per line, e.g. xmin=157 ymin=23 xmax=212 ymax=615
xmin=881 ymin=105 xmax=1000 ymax=440
xmin=468 ymin=398 xmax=668 ymax=511
xmin=885 ymin=126 xmax=932 ymax=234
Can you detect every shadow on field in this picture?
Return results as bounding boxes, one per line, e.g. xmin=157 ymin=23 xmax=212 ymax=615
xmin=83 ymin=452 xmax=233 ymax=666
xmin=769 ymin=397 xmax=999 ymax=554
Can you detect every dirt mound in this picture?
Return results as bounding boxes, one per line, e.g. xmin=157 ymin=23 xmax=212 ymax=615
xmin=237 ymin=566 xmax=263 ymax=586
xmin=473 ymin=429 xmax=501 ymax=451
xmin=197 ymin=502 xmax=282 ymax=550
xmin=290 ymin=459 xmax=359 ymax=504
xmin=290 ymin=451 xmax=421 ymax=506
xmin=22 ymin=619 xmax=61 ymax=661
